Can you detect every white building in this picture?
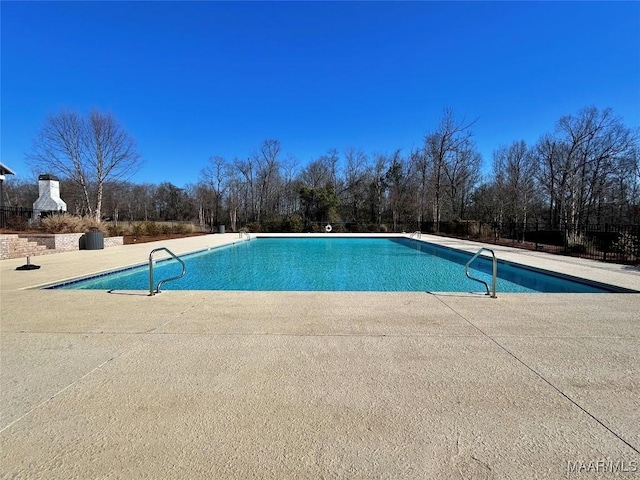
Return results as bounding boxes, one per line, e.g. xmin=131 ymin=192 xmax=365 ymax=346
xmin=32 ymin=174 xmax=67 ymax=220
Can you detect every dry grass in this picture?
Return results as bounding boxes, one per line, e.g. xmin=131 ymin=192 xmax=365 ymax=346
xmin=41 ymin=213 xmax=108 ymax=234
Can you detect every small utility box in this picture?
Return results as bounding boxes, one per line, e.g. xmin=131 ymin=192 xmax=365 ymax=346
xmin=84 ymin=230 xmax=104 ymax=250
xmin=218 ymin=225 xmax=226 ymax=234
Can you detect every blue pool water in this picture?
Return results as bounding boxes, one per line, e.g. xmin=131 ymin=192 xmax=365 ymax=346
xmin=54 ymin=237 xmax=615 ymax=293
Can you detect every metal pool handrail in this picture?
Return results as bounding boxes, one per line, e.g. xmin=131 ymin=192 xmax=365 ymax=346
xmin=149 ymin=247 xmax=186 ymax=296
xmin=465 ymin=247 xmax=497 ymax=298
xmin=410 ymin=231 xmax=422 ymax=239
xmin=239 ymin=231 xmax=251 ymax=241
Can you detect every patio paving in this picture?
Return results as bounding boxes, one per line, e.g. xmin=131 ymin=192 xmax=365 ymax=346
xmin=1 ymin=234 xmax=638 ymax=478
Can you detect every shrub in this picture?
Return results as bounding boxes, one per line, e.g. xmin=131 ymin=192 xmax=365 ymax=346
xmin=306 ymin=222 xmax=322 ymax=233
xmin=41 ymin=213 xmax=107 ymax=234
xmin=130 ymin=222 xmax=145 ymax=236
xmin=78 ymin=216 xmax=106 ymax=234
xmin=613 ymin=233 xmax=640 ymax=257
xmin=144 ymin=222 xmax=160 ymax=236
xmin=5 ymin=215 xmax=29 ymax=231
xmin=366 ymin=223 xmax=388 ymax=233
xmin=285 ymin=215 xmax=303 ymax=233
xmin=41 ymin=213 xmax=80 ymax=233
xmin=567 ymin=244 xmax=587 ymax=254
xmin=160 ymin=224 xmax=172 ymax=235
xmin=172 ymin=222 xmax=194 ymax=234
xmin=106 ymin=224 xmax=126 ymax=236
xmin=245 ymin=222 xmax=262 ymax=233
xmin=565 ymin=231 xmax=592 ymax=256
xmin=263 ymin=217 xmax=302 ymax=233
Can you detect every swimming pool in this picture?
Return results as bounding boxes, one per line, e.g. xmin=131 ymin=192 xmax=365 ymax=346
xmin=53 ymin=237 xmax=618 ymax=293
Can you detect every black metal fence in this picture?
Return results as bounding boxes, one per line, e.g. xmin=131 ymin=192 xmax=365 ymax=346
xmin=419 ymin=220 xmax=640 ymax=264
xmin=3 ymin=206 xmax=638 ymax=264
xmin=0 ymin=206 xmax=33 ymax=229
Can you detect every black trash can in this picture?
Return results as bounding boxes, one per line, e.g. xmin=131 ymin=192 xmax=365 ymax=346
xmin=84 ymin=230 xmax=104 ymax=250
xmin=218 ymin=225 xmax=226 ymax=234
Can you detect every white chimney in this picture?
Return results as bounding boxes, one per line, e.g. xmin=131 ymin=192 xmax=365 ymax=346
xmin=33 ymin=174 xmax=67 ymax=219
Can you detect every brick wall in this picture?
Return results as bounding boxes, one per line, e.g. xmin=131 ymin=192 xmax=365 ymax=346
xmin=1 ymin=234 xmax=124 ymax=259
xmin=104 ymin=237 xmax=124 ymax=247
xmin=16 ymin=234 xmax=123 ymax=251
xmin=0 ymin=235 xmax=17 ymax=258
xmin=19 ymin=233 xmax=84 ymax=251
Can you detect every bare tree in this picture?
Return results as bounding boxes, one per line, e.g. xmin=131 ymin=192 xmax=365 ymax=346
xmin=199 ymin=156 xmax=229 ymax=227
xmin=342 ymin=148 xmax=369 ymax=224
xmin=534 ymin=107 xmax=637 ymax=228
xmin=385 ymin=150 xmax=411 ymax=231
xmin=234 ymin=156 xmax=256 ymax=223
xmin=324 ymin=149 xmax=340 ymax=193
xmin=442 ymin=145 xmax=481 ymax=220
xmin=369 ymin=154 xmax=389 ymax=226
xmin=256 ymin=139 xmax=282 ymax=222
xmin=559 ymin=107 xmax=637 ymax=226
xmin=3 ymin=177 xmax=38 ymax=208
xmin=424 ymin=108 xmax=478 ymax=230
xmin=533 ymin=134 xmax=566 ymax=227
xmin=27 ymin=109 xmax=142 ymax=222
xmin=281 ymin=155 xmax=300 ymax=216
xmin=492 ymin=140 xmax=538 ymax=230
xmin=407 ymin=148 xmax=430 ymax=229
xmin=226 ymin=172 xmax=243 ymax=231
xmin=609 ymin=150 xmax=639 ymax=223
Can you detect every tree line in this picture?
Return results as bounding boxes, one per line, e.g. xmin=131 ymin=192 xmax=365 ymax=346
xmin=5 ymin=106 xmax=639 ymax=232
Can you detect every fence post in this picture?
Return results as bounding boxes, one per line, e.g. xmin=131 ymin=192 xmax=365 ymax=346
xmin=603 ymin=223 xmax=608 ymax=262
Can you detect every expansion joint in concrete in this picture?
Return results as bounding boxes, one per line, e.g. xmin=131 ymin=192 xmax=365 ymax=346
xmin=0 ymin=355 xmax=118 ymax=435
xmin=430 ymin=293 xmax=640 ymax=456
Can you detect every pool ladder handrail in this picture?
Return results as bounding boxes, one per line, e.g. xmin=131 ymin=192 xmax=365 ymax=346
xmin=239 ymin=231 xmax=251 ymax=241
xmin=148 ymin=247 xmax=186 ymax=296
xmin=410 ymin=231 xmax=422 ymax=239
xmin=465 ymin=247 xmax=497 ymax=298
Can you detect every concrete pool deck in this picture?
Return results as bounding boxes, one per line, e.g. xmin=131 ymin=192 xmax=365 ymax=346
xmin=1 ymin=233 xmax=638 ymax=478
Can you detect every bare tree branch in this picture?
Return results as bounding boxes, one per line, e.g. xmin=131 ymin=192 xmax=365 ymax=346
xmin=27 ymin=109 xmax=142 ymax=221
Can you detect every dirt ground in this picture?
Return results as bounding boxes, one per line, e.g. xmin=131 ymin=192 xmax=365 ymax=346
xmin=0 ymin=229 xmax=208 ymax=246
xmin=123 ymin=233 xmax=207 ymax=244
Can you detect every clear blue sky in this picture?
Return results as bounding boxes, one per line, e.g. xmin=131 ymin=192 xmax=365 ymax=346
xmin=2 ymin=1 xmax=639 ymax=187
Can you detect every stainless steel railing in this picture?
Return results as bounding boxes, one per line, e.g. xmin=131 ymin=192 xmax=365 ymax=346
xmin=148 ymin=247 xmax=186 ymax=296
xmin=465 ymin=247 xmax=497 ymax=298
